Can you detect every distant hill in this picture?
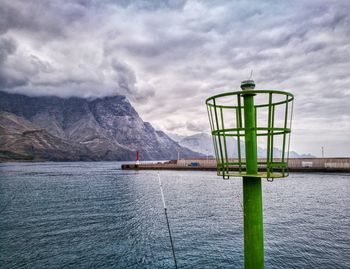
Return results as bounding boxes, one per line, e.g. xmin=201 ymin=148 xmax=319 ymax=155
xmin=170 ymin=132 xmax=314 ymax=158
xmin=0 ymin=91 xmax=202 ymax=161
xmin=171 ymin=132 xmax=215 ymax=157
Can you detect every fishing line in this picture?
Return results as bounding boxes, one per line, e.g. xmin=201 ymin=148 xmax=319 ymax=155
xmin=157 ymin=172 xmax=178 ymax=269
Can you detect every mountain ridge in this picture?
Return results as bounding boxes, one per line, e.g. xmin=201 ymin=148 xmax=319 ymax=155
xmin=0 ymin=111 xmax=97 ymax=161
xmin=0 ymin=91 xmax=202 ymax=161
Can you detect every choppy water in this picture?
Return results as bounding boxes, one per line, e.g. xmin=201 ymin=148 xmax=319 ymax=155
xmin=0 ymin=162 xmax=349 ymax=269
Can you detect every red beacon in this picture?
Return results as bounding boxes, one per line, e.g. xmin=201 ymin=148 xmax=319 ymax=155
xmin=136 ymin=150 xmax=140 ymax=165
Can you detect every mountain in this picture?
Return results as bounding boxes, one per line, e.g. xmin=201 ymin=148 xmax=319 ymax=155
xmin=289 ymin=151 xmax=315 ymax=158
xmin=0 ymin=111 xmax=98 ymax=161
xmin=167 ymin=132 xmax=187 ymax=143
xmin=172 ymin=132 xmax=314 ymax=158
xmin=175 ymin=133 xmax=215 ymax=157
xmin=0 ymin=91 xmax=202 ymax=161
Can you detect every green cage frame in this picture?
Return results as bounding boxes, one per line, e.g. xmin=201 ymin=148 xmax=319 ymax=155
xmin=206 ymin=90 xmax=294 ymax=179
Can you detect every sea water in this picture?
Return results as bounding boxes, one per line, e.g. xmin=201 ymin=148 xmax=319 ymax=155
xmin=0 ymin=162 xmax=349 ymax=268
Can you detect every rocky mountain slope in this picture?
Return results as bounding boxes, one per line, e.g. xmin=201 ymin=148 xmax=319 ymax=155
xmin=0 ymin=91 xmax=201 ymax=161
xmin=0 ymin=111 xmax=96 ymax=161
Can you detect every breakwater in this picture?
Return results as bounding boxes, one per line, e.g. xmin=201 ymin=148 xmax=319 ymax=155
xmin=122 ymin=158 xmax=350 ymax=173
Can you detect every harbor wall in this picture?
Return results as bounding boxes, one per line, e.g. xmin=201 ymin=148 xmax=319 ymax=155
xmin=177 ymin=158 xmax=350 ymax=169
xmin=122 ymin=158 xmax=350 ymax=173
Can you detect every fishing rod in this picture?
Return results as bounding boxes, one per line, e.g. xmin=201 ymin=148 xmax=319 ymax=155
xmin=157 ymin=172 xmax=178 ymax=269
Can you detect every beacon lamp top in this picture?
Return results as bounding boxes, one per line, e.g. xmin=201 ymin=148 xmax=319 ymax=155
xmin=240 ymin=80 xmax=256 ymax=91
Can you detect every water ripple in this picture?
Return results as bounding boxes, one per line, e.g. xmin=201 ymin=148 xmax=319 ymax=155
xmin=0 ymin=162 xmax=349 ymax=268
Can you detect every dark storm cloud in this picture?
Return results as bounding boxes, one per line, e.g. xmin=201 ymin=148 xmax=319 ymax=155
xmin=110 ymin=0 xmax=187 ymax=10
xmin=111 ymin=59 xmax=137 ymax=94
xmin=0 ymin=37 xmax=16 ymax=62
xmin=0 ymin=1 xmax=86 ymax=37
xmin=0 ymin=0 xmax=349 ymax=155
xmin=0 ymin=37 xmax=28 ymax=88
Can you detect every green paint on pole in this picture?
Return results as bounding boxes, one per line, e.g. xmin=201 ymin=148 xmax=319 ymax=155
xmin=205 ymin=80 xmax=294 ymax=268
xmin=241 ymin=80 xmax=264 ymax=269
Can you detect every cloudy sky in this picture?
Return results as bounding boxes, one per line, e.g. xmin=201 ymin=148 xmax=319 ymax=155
xmin=1 ymin=0 xmax=349 ymax=156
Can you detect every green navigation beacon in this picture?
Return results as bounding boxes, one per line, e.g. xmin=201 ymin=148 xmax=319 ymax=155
xmin=206 ymin=80 xmax=294 ymax=269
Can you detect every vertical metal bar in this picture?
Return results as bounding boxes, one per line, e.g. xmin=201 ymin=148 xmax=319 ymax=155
xmin=255 ymin=105 xmax=258 ymax=131
xmin=281 ymin=95 xmax=289 ymax=175
xmin=270 ymin=105 xmax=275 ymax=167
xmin=220 ymin=107 xmax=229 ymax=176
xmin=213 ymin=99 xmax=225 ymax=177
xmin=286 ymin=99 xmax=294 ymax=175
xmin=266 ymin=93 xmax=272 ymax=177
xmin=238 ymin=94 xmax=243 ymax=127
xmin=237 ymin=94 xmax=243 ymax=172
xmin=236 ymin=107 xmax=242 ymax=173
xmin=255 ymin=104 xmax=258 ymax=171
xmin=208 ymin=104 xmax=220 ymax=176
xmin=242 ymin=92 xmax=264 ymax=269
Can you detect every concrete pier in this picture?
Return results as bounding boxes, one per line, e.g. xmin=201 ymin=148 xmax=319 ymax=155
xmin=121 ymin=158 xmax=350 ymax=173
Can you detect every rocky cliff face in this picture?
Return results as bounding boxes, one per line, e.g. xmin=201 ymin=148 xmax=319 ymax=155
xmin=0 ymin=111 xmax=96 ymax=161
xmin=0 ymin=91 xmax=201 ymax=161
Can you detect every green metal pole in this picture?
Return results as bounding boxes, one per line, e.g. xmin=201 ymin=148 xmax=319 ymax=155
xmin=241 ymin=80 xmax=264 ymax=269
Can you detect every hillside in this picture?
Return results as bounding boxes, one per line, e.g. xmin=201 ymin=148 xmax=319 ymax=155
xmin=0 ymin=91 xmax=202 ymax=161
